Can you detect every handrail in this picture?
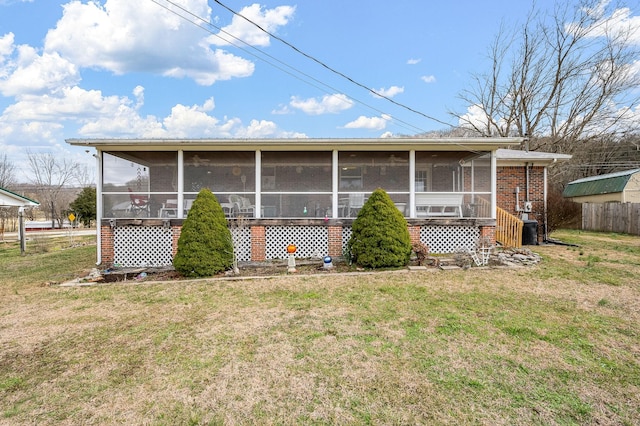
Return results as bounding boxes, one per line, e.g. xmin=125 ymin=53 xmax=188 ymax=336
xmin=496 ymin=207 xmax=523 ymax=248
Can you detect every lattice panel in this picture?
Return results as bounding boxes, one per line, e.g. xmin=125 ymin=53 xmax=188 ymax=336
xmin=420 ymin=225 xmax=479 ymax=253
xmin=230 ymin=227 xmax=252 ymax=262
xmin=342 ymin=227 xmax=352 ymax=256
xmin=265 ymin=226 xmax=328 ymax=259
xmin=114 ymin=226 xmax=173 ymax=267
xmin=342 ymin=225 xmax=480 ymax=255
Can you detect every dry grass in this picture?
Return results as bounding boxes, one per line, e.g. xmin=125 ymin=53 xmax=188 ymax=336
xmin=1 ymin=230 xmax=639 ymax=425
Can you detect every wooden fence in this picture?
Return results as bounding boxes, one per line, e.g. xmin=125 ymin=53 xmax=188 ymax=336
xmin=582 ymin=202 xmax=640 ymax=235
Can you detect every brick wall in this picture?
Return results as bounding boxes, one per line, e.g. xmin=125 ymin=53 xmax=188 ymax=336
xmin=101 ymin=225 xmax=114 ymax=264
xmin=496 ymin=165 xmax=545 ymax=242
xmin=327 ymin=226 xmax=343 ymax=257
xmin=251 ymin=225 xmax=266 ymax=261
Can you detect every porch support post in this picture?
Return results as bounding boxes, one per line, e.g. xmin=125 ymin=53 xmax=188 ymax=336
xmin=255 ymin=150 xmax=261 ymax=218
xmin=491 ymin=151 xmax=497 ymax=220
xmin=95 ymin=150 xmax=103 ymax=264
xmin=409 ymin=150 xmax=416 ymax=218
xmin=332 ymin=150 xmax=339 ymax=218
xmin=177 ymin=150 xmax=184 ymax=218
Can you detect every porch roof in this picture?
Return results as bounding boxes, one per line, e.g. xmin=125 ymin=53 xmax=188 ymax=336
xmin=67 ymin=137 xmax=524 ymax=152
xmin=495 ymin=148 xmax=572 ymax=166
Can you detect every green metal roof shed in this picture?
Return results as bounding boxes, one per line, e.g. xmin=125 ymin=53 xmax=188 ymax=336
xmin=563 ymin=169 xmax=640 ymax=203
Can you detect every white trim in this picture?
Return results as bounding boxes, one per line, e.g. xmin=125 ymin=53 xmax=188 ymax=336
xmin=177 ymin=150 xmax=184 ymax=219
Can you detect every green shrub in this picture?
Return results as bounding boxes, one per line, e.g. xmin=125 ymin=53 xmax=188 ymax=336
xmin=173 ymin=189 xmax=234 ymax=277
xmin=347 ymin=188 xmax=412 ymax=268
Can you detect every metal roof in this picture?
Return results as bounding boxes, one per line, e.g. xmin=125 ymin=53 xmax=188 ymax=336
xmin=562 ymin=168 xmax=640 ymax=198
xmin=495 ymin=148 xmax=572 ymax=165
xmin=0 ymin=186 xmax=40 ymax=207
xmin=66 ymin=137 xmax=524 ymax=152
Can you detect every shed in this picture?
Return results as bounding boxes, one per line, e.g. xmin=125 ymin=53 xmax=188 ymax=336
xmin=562 ymin=169 xmax=640 ymax=203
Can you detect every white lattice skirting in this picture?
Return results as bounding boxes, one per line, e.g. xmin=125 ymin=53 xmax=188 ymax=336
xmin=112 ymin=224 xmax=482 ymax=267
xmin=342 ymin=225 xmax=480 ymax=255
xmin=419 ymin=225 xmax=480 ymax=253
xmin=265 ymin=226 xmax=328 ymax=259
xmin=114 ymin=226 xmax=173 ymax=267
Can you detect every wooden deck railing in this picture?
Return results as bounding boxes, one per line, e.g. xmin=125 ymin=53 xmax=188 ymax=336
xmin=496 ymin=207 xmax=523 ymax=248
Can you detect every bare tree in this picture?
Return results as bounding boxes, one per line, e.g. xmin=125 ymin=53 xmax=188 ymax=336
xmin=0 ymin=153 xmax=16 ymax=189
xmin=26 ymin=151 xmax=80 ymax=228
xmin=453 ymin=0 xmax=640 ymax=160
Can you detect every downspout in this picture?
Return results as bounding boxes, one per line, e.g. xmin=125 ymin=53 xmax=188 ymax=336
xmin=543 ymin=166 xmax=548 ymax=242
xmin=525 ymin=162 xmax=530 ymax=203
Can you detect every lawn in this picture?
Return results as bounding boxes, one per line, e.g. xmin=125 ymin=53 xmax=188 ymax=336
xmin=0 ymin=230 xmax=639 ymax=425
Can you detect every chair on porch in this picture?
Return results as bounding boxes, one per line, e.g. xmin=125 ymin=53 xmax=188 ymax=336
xmin=127 ymin=188 xmax=149 ymax=217
xmin=347 ymin=193 xmax=365 ymax=217
xmin=229 ymin=195 xmax=255 ymax=217
xmin=159 ymin=199 xmax=178 ymax=218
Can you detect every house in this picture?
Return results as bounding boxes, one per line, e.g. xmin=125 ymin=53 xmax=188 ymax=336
xmin=0 ymin=186 xmax=40 ymax=243
xmin=562 ymin=168 xmax=640 ymax=203
xmin=66 ymin=137 xmax=569 ymax=267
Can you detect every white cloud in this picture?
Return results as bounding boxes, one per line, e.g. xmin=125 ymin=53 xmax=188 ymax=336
xmin=289 ymin=93 xmax=353 ymax=115
xmin=42 ymin=0 xmax=258 ymax=85
xmin=344 ymin=114 xmax=391 ymax=131
xmin=407 ymin=58 xmax=421 ymax=65
xmin=0 ymin=32 xmax=14 ymax=58
xmin=0 ymin=45 xmax=79 ymax=96
xmin=373 ymin=85 xmax=404 ymax=98
xmin=458 ymin=104 xmax=489 ymax=130
xmin=421 ymin=75 xmax=436 ymax=84
xmin=209 ymin=4 xmax=296 ymax=47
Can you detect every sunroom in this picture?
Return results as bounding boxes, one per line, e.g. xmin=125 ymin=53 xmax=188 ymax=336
xmin=68 ymin=137 xmax=523 ymax=266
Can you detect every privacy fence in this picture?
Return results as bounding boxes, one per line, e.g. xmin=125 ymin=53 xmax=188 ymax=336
xmin=582 ymin=202 xmax=640 ymax=235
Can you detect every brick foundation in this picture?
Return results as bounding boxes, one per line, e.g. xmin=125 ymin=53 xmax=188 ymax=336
xmin=99 ymin=220 xmax=496 ymax=264
xmin=327 ymin=226 xmax=343 ymax=257
xmin=100 ymin=225 xmax=114 ymax=264
xmin=251 ymin=225 xmax=266 ymax=261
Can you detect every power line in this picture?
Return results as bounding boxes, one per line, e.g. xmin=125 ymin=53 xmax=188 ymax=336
xmin=148 ymin=0 xmax=427 ymax=135
xmin=211 ymin=0 xmax=455 ymax=129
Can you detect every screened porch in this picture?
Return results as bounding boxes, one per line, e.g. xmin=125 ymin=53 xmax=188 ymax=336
xmin=100 ymin=149 xmax=494 ymax=220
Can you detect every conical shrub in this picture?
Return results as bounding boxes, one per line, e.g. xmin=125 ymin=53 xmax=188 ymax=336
xmin=347 ymin=188 xmax=411 ymax=268
xmin=173 ymin=189 xmax=234 ymax=277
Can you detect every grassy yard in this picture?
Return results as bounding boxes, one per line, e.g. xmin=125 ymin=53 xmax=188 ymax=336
xmin=0 ymin=230 xmax=639 ymax=425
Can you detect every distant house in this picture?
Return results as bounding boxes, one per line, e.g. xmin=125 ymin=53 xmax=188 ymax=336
xmin=563 ymin=169 xmax=640 ymax=203
xmin=0 ymin=186 xmax=39 ymax=208
xmin=66 ymin=137 xmax=570 ymax=267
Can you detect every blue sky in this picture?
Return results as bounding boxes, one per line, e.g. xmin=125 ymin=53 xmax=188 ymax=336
xmin=1 ymin=0 xmax=638 ymax=180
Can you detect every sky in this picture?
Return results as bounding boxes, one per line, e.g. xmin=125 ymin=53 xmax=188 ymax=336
xmin=1 ymin=0 xmax=639 ymax=181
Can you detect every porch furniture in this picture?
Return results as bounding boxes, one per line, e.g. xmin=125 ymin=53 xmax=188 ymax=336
xmin=127 ymin=188 xmax=149 ymax=217
xmin=394 ymin=202 xmax=407 ymax=215
xmin=229 ymin=195 xmax=255 ymax=217
xmin=415 ymin=194 xmax=463 ymax=217
xmin=221 ymin=202 xmax=235 ymax=217
xmin=159 ymin=199 xmax=178 ymax=218
xmin=183 ymin=199 xmax=195 ymax=217
xmin=339 ymin=193 xmax=366 ymax=217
